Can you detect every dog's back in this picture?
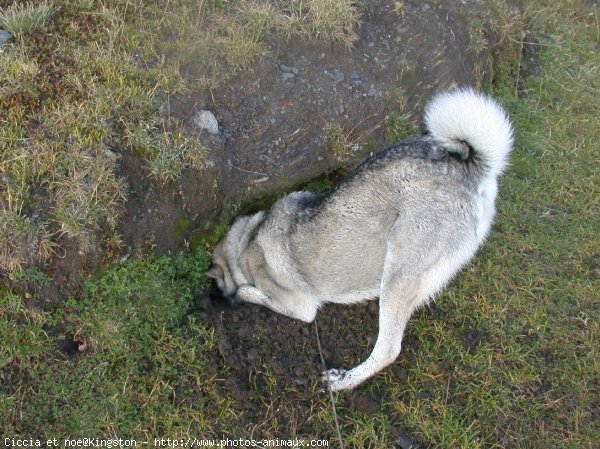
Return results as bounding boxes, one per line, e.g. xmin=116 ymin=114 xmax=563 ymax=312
xmin=282 ymin=89 xmax=513 ymax=302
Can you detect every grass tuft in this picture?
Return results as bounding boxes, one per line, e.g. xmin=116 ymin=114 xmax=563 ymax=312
xmin=0 ymin=1 xmax=54 ymax=35
xmin=283 ymin=0 xmax=360 ymax=47
xmin=0 ymin=209 xmax=55 ymax=274
xmin=126 ymin=119 xmax=210 ymax=184
xmin=50 ymin=147 xmax=125 ymax=249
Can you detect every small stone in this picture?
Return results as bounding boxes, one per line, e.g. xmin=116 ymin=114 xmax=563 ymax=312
xmin=280 ymin=64 xmax=298 ymax=75
xmin=282 ymin=72 xmax=295 ymax=82
xmin=0 ymin=29 xmax=13 ymax=45
xmin=391 ymin=428 xmax=415 ymax=448
xmin=367 ymin=87 xmax=380 ymax=97
xmin=30 ymin=211 xmax=43 ymax=224
xmin=351 ymin=72 xmax=361 ymax=80
xmin=391 ymin=365 xmax=408 ymax=381
xmin=331 ymin=69 xmax=345 ymax=82
xmin=192 ymin=110 xmax=219 ymax=134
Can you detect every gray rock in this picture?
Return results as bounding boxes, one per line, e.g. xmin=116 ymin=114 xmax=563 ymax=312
xmin=282 ymin=72 xmax=295 ymax=81
xmin=398 ymin=434 xmax=416 ymax=449
xmin=0 ymin=29 xmax=13 ymax=45
xmin=30 ymin=211 xmax=43 ymax=224
xmin=416 ymin=390 xmax=431 ymax=400
xmin=331 ymin=69 xmax=345 ymax=82
xmin=192 ymin=110 xmax=219 ymax=134
xmin=366 ymin=87 xmax=380 ymax=97
xmin=280 ymin=64 xmax=299 ymax=75
xmin=391 ymin=426 xmax=418 ymax=449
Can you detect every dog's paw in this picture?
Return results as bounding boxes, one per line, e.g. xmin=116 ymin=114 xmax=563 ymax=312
xmin=321 ymin=368 xmax=351 ymax=391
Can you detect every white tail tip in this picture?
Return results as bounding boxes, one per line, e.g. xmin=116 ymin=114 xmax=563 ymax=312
xmin=425 ymin=88 xmax=514 ymax=176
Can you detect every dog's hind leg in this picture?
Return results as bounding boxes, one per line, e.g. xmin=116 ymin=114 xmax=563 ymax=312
xmin=322 ymin=211 xmax=476 ymax=391
xmin=322 ymin=271 xmax=426 ymax=391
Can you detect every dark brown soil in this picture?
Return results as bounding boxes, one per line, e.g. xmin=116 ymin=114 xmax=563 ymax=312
xmin=195 ymin=289 xmax=378 ymax=416
xmin=118 ymin=0 xmax=487 ymax=255
xmin=193 ymin=288 xmax=426 ymax=443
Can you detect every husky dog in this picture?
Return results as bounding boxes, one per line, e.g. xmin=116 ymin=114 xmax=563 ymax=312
xmin=206 ymin=89 xmax=513 ymax=391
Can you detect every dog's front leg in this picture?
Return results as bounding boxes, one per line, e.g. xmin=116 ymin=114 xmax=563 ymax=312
xmin=236 ymin=285 xmax=290 ymax=314
xmin=237 ymin=283 xmax=321 ymax=322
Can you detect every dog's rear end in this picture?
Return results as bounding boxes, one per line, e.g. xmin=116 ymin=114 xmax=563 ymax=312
xmin=321 ymin=89 xmax=513 ymax=390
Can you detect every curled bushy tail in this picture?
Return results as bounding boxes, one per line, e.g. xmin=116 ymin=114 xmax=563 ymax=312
xmin=424 ymin=89 xmax=514 ymax=177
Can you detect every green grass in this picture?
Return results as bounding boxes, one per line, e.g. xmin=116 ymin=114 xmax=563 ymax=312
xmin=0 ymin=248 xmax=238 ymax=437
xmin=0 ymin=0 xmax=598 ymax=447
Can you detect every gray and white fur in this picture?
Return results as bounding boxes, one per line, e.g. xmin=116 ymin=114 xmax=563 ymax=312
xmin=206 ymin=88 xmax=514 ymax=391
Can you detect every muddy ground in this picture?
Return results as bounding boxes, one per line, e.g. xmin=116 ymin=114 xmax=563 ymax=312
xmin=192 ymin=282 xmax=467 ymax=445
xmin=118 ymin=0 xmax=487 ymax=253
xmin=195 ymin=289 xmax=409 ymax=442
